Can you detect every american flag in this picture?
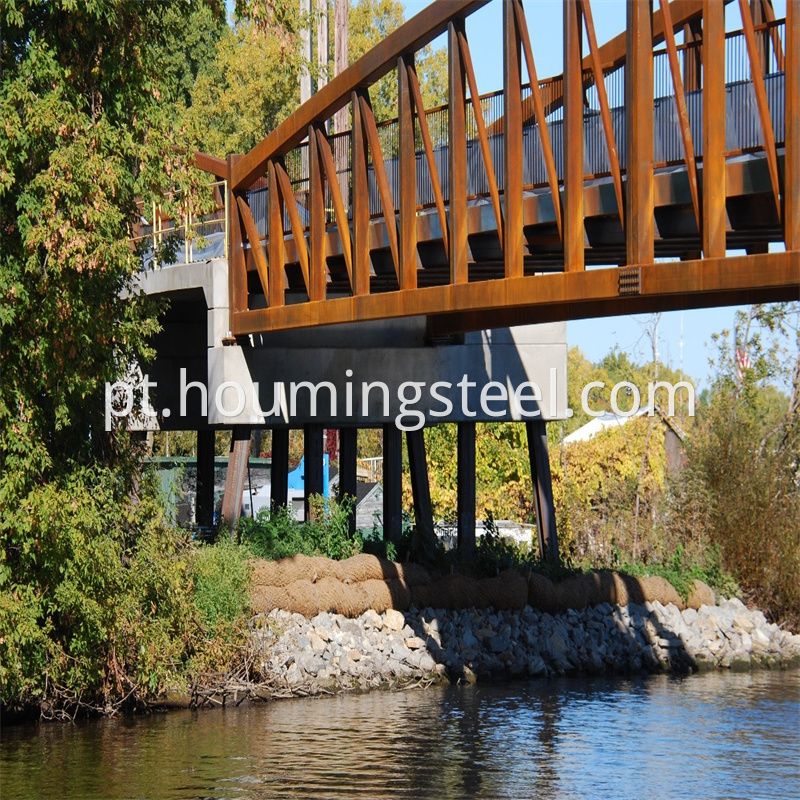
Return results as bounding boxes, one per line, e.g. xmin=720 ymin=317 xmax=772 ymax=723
xmin=736 ymin=348 xmax=751 ymax=380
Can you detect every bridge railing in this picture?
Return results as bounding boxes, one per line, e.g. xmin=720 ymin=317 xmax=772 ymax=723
xmin=211 ymin=0 xmax=797 ymax=335
xmin=262 ymin=17 xmax=784 ymax=235
xmin=131 ymin=178 xmax=228 ymax=269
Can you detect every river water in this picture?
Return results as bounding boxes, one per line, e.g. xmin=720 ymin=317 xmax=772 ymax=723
xmin=2 ymin=670 xmax=798 ymax=800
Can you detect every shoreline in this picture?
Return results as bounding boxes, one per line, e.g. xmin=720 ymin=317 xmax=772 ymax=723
xmin=183 ymin=596 xmax=800 ymax=709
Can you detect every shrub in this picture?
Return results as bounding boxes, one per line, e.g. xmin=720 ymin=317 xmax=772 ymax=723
xmin=471 ymin=512 xmax=533 ymax=577
xmin=0 ymin=468 xmax=200 ymax=715
xmin=238 ymin=504 xmax=316 ymax=561
xmin=238 ymin=494 xmax=360 ymax=561
xmin=618 ymin=544 xmax=738 ymax=601
xmin=669 ymin=384 xmax=799 ymax=623
xmin=189 ymin=539 xmax=251 ymax=633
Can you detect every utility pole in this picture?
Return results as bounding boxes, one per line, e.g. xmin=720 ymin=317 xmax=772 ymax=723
xmin=334 ymin=0 xmax=349 ymax=133
xmin=300 ymin=0 xmax=312 ymax=105
xmin=317 ymin=0 xmax=329 ymax=92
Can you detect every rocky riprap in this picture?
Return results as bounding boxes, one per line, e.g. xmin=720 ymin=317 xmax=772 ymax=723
xmin=245 ymin=598 xmax=800 ymax=698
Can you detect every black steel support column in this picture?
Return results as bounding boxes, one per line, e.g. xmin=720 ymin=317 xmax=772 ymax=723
xmin=304 ymin=424 xmax=324 ymax=520
xmin=339 ymin=427 xmax=358 ymax=535
xmin=526 ymin=420 xmax=560 ymax=565
xmin=406 ymin=429 xmax=434 ymax=539
xmin=271 ymin=428 xmax=289 ymax=513
xmin=195 ymin=429 xmax=215 ymax=527
xmin=457 ymin=421 xmax=476 ymax=564
xmin=383 ymin=424 xmax=403 ymax=543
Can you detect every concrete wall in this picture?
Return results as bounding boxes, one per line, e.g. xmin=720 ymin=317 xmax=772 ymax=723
xmin=134 ymin=259 xmax=568 ymax=431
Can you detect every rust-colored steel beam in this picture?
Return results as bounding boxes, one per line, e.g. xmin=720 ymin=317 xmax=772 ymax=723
xmin=513 ymin=0 xmax=562 ymax=239
xmin=661 ymin=0 xmax=701 ymax=230
xmin=702 ymin=0 xmax=727 ymax=259
xmin=626 ymin=0 xmax=655 ymax=266
xmin=494 ymin=0 xmax=717 ymax=134
xmin=231 ymin=252 xmax=799 ymax=335
xmin=448 ymin=19 xmax=469 ymax=285
xmin=738 ymin=0 xmax=781 ymax=219
xmin=407 ymin=61 xmax=449 ymax=260
xmin=194 ymin=151 xmax=228 ymax=179
xmin=581 ymin=0 xmax=625 ymax=228
xmin=235 ymin=195 xmax=269 ymax=299
xmin=358 ymin=91 xmax=400 ymax=278
xmin=760 ymin=0 xmax=785 ymax=70
xmin=504 ymin=0 xmax=523 ymax=278
xmin=787 ymin=0 xmax=800 ymax=249
xmin=427 ymin=280 xmax=799 ymax=335
xmin=315 ymin=127 xmax=353 ymax=287
xmin=267 ymin=160 xmax=285 ymax=308
xmin=683 ymin=19 xmax=703 ymax=92
xmin=275 ymin=161 xmax=311 ymax=293
xmin=398 ymin=54 xmax=418 ymax=290
xmin=233 ymin=0 xmax=490 ymax=189
xmin=308 ymin=126 xmax=327 ymax=302
xmin=458 ymin=30 xmax=504 ymax=243
xmin=351 ymin=92 xmax=371 ymax=296
xmin=227 ymin=155 xmax=247 ymax=317
xmin=563 ymin=0 xmax=585 ymax=271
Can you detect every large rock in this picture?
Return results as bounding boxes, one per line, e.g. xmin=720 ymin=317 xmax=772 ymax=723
xmin=383 ymin=608 xmax=406 ymax=632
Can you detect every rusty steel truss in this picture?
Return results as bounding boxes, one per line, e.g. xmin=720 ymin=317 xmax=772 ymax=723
xmin=196 ymin=0 xmax=800 ymax=338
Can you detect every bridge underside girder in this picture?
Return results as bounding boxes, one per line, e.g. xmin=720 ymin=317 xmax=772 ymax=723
xmin=233 ymin=250 xmax=797 ymax=336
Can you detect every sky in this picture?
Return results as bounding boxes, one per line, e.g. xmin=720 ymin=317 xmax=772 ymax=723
xmin=400 ymin=0 xmax=790 ymax=389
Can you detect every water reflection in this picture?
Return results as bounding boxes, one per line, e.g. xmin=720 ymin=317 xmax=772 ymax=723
xmin=2 ymin=671 xmax=798 ymax=799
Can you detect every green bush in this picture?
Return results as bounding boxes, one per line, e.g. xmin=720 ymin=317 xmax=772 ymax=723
xmin=618 ymin=544 xmax=739 ymax=601
xmin=0 ymin=468 xmax=200 ymax=714
xmin=472 ymin=512 xmax=532 ymax=577
xmin=238 ymin=504 xmax=315 ymax=561
xmin=669 ymin=382 xmax=799 ymax=621
xmin=307 ymin=494 xmax=359 ymax=561
xmin=238 ymin=494 xmax=360 ymax=561
xmin=189 ymin=539 xmax=251 ymax=633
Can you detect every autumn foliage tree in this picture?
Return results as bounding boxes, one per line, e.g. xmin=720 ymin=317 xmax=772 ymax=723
xmin=0 ymin=0 xmax=229 ymax=714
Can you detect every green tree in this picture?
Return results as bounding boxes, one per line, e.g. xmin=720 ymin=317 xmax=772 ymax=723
xmin=181 ymin=20 xmax=303 ymax=157
xmin=0 ymin=0 xmax=227 ymax=714
xmin=349 ymin=0 xmax=448 ymax=122
xmin=551 ymin=416 xmax=667 ymax=565
xmin=149 ymin=3 xmax=230 ymax=108
xmin=0 ymin=0 xmax=211 ymax=491
xmin=411 ymin=422 xmax=534 ymax=524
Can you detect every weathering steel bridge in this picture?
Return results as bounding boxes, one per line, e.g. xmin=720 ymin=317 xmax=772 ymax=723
xmin=149 ymin=0 xmax=799 ymax=563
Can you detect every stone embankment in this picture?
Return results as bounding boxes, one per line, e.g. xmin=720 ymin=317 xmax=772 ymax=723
xmin=249 ymin=597 xmax=800 ymax=698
